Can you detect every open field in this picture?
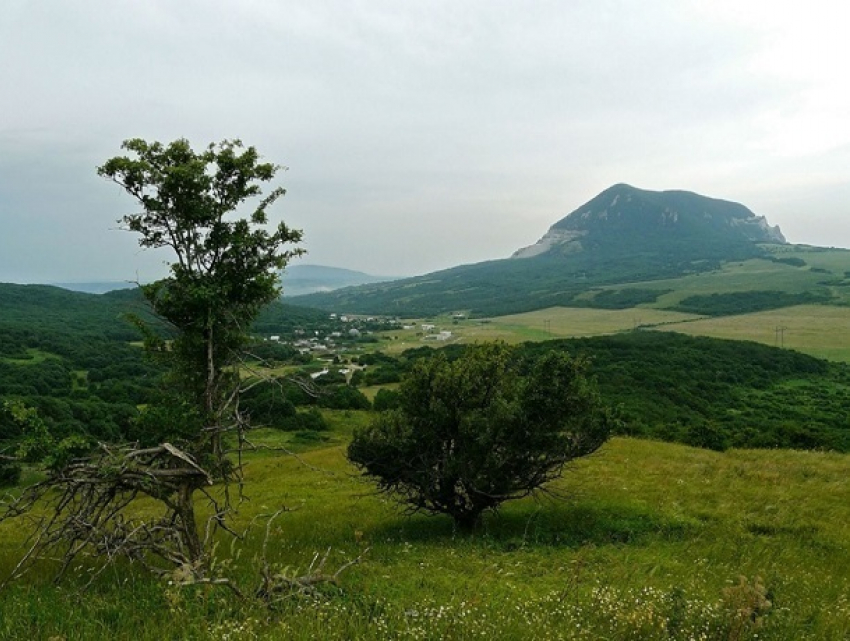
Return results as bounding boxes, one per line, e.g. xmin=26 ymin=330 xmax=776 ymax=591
xmin=0 ymin=348 xmax=60 ymax=366
xmin=646 ymin=258 xmax=847 ymax=308
xmin=2 ymin=423 xmax=850 ymax=639
xmin=375 ymin=301 xmax=850 ymax=364
xmin=656 ymin=304 xmax=850 ymax=362
xmin=573 ymin=248 xmax=850 ymax=310
xmin=478 ymin=308 xmax=702 ymax=341
xmin=376 ymin=309 xmax=704 ymax=354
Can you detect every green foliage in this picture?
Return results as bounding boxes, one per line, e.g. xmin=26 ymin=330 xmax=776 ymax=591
xmin=100 ymin=139 xmax=302 ymax=412
xmin=317 ymin=385 xmax=371 ymax=411
xmin=0 ymin=460 xmax=20 ymax=487
xmin=5 ymin=436 xmax=850 ymax=638
xmin=291 ymin=407 xmax=329 ymax=432
xmin=372 ymin=388 xmax=401 ymax=411
xmin=769 ymin=255 xmax=807 ymax=267
xmin=674 ymin=290 xmax=831 ymax=316
xmin=0 ymin=289 xmax=167 ymax=443
xmin=127 ymin=396 xmax=205 ymax=447
xmin=294 ymin=248 xmax=742 ymax=317
xmin=525 ymin=332 xmax=850 ymax=451
xmin=588 ymin=288 xmax=672 ymax=309
xmin=240 ymin=382 xmax=298 ymax=429
xmin=348 ymin=343 xmax=614 ymax=528
xmin=1 ymin=400 xmax=91 ymax=470
xmin=381 ymin=333 xmax=850 ymax=453
xmin=0 ymin=138 xmax=308 ymax=573
xmin=98 ymin=138 xmax=303 ymax=451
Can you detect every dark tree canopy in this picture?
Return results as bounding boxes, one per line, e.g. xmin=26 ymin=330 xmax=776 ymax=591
xmin=347 ymin=342 xmax=614 ymax=529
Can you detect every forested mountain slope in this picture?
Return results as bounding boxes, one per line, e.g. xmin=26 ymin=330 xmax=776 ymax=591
xmin=291 ymin=184 xmax=814 ymax=316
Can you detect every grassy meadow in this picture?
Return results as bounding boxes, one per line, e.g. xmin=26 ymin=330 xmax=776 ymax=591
xmin=376 ymin=302 xmax=850 ymax=364
xmin=376 ymin=309 xmax=703 ymax=354
xmin=2 ymin=417 xmax=850 ymax=640
xmin=656 ymin=305 xmax=850 ymax=362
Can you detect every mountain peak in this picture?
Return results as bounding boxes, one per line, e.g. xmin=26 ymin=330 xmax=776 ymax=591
xmin=513 ymin=184 xmax=785 ymax=259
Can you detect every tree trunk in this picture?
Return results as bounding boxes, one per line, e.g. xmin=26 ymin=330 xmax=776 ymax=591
xmin=453 ymin=509 xmax=482 ymax=533
xmin=175 ymin=481 xmax=203 ymax=564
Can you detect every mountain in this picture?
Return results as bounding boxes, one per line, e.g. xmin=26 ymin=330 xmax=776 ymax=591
xmin=512 ymin=183 xmax=785 ymax=258
xmin=280 ymin=264 xmax=394 ymax=297
xmin=290 ymin=184 xmax=795 ymax=317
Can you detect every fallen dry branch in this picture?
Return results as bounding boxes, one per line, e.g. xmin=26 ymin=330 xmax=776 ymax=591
xmin=0 ymin=441 xmax=218 ymax=586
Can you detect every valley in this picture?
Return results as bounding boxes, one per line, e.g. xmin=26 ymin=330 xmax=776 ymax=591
xmin=3 ymin=183 xmax=850 ymax=639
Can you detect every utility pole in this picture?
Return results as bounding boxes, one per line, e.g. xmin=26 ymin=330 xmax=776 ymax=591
xmin=775 ymin=325 xmax=787 ymax=348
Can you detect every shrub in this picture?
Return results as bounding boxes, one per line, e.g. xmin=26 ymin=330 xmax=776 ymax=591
xmin=317 ymin=385 xmax=371 ymax=410
xmin=372 ymin=388 xmax=401 ymax=412
xmin=0 ymin=461 xmax=21 ymax=487
xmin=347 ymin=342 xmax=614 ymax=529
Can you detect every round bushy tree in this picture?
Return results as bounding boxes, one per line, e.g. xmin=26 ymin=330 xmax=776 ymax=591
xmin=347 ymin=342 xmax=614 ymax=529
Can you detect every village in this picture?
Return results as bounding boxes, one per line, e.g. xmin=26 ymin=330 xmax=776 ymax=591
xmin=262 ymin=312 xmax=463 ymax=381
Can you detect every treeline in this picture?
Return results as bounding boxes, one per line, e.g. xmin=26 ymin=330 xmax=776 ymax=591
xmin=3 ymin=279 xmax=849 ymax=459
xmin=0 ymin=284 xmax=153 ymax=341
xmin=673 ymin=291 xmax=831 ymax=316
xmin=530 ymin=332 xmax=850 ymax=451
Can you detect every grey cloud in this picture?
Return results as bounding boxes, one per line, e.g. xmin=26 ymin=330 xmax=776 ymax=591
xmin=1 ymin=1 xmax=847 ymax=282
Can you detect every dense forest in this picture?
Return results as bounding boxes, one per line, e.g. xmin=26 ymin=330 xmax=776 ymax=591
xmin=355 ymin=333 xmax=850 ymax=452
xmin=0 ymin=285 xmax=367 ymax=459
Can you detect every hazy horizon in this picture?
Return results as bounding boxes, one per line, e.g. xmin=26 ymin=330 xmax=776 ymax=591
xmin=3 ymin=1 xmax=849 ymax=284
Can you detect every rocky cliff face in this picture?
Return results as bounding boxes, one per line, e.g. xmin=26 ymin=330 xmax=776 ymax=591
xmin=513 ymin=184 xmax=786 ymax=259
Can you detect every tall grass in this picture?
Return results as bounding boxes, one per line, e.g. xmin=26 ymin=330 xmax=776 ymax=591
xmin=2 ymin=428 xmax=850 ymax=639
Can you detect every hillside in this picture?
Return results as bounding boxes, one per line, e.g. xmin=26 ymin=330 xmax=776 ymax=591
xmin=291 ymin=184 xmax=826 ymax=317
xmin=3 ymin=433 xmax=850 ymax=638
xmin=0 ymin=282 xmax=331 ymax=441
xmin=0 ymin=282 xmax=329 ymax=338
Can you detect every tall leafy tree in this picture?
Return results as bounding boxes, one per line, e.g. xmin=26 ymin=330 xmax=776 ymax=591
xmin=99 ymin=138 xmax=303 ymax=459
xmin=0 ymin=139 xmax=303 ymax=581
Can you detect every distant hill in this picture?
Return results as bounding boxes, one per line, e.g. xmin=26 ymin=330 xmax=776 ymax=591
xmin=51 ymin=281 xmax=137 ymax=295
xmin=280 ymin=264 xmax=394 ymax=297
xmin=0 ymin=282 xmax=329 ymax=340
xmin=46 ymin=266 xmax=391 ymax=298
xmin=0 ymin=283 xmax=150 ymax=340
xmin=291 ymin=184 xmax=805 ymax=317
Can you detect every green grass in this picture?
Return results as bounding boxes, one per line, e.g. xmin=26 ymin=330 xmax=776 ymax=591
xmin=656 ymin=304 xmax=850 ymax=362
xmin=377 ymin=302 xmax=850 ymax=364
xmin=2 ymin=428 xmax=850 ymax=639
xmin=363 ymin=247 xmax=850 ymax=361
xmin=0 ymin=348 xmax=60 ymax=366
xmin=646 ymin=258 xmax=842 ymax=307
xmin=375 ymin=309 xmax=703 ymax=351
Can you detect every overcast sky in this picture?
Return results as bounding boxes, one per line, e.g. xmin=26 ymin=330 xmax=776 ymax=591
xmin=1 ymin=0 xmax=849 ymax=284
